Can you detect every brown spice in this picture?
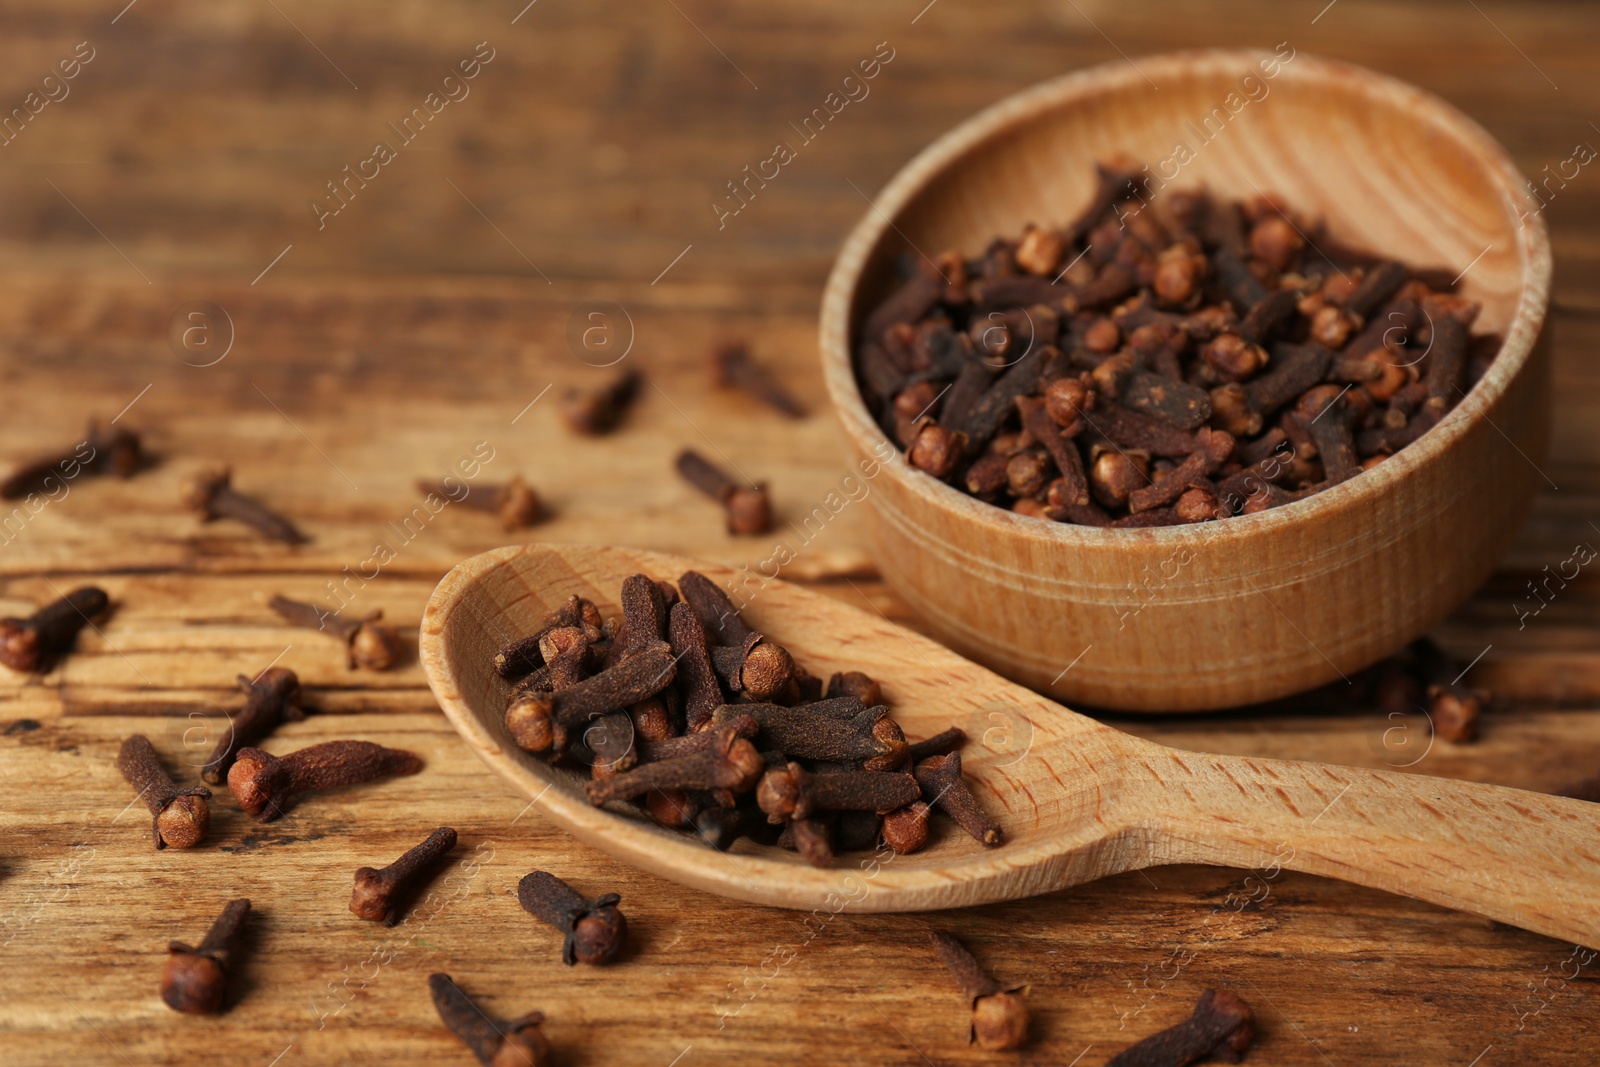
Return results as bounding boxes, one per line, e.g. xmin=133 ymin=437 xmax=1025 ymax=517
xmin=417 ymin=476 xmax=542 ymax=530
xmin=162 ymin=899 xmax=250 ymax=1015
xmin=227 ymin=740 xmax=421 ymax=821
xmin=1 ymin=420 xmax=142 ymax=500
xmin=268 ymin=594 xmax=402 ymax=671
xmin=428 ymin=973 xmax=550 ymax=1067
xmin=674 ymin=448 xmax=772 ymax=535
xmin=181 ymin=467 xmax=306 ymax=543
xmin=712 ymin=341 xmax=807 ymax=418
xmin=117 ymin=735 xmax=211 ymax=849
xmin=1107 ymin=988 xmax=1255 ymax=1066
xmin=915 ymin=752 xmax=1003 ymax=846
xmin=0 ymin=586 xmax=109 ymax=673
xmin=854 ymin=168 xmax=1497 ymax=526
xmin=350 ymin=827 xmax=457 ymax=925
xmin=929 ymin=930 xmax=1030 ymax=1050
xmin=201 ymin=668 xmax=303 ymax=785
xmin=516 ymin=870 xmax=627 ymax=966
xmin=561 ymin=368 xmax=639 ymax=435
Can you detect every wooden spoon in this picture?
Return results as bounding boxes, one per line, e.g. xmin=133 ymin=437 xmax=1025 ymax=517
xmin=421 ymin=544 xmax=1600 ymax=945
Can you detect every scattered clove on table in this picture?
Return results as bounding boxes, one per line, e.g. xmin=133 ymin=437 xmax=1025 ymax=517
xmin=562 ymin=368 xmax=640 ymax=435
xmin=494 ymin=569 xmax=1001 ymax=865
xmin=674 ymin=448 xmax=772 ymax=536
xmin=182 ymin=467 xmax=306 ymax=543
xmin=417 ymin=476 xmax=543 ymax=530
xmin=929 ymin=930 xmax=1030 ymax=1050
xmin=516 ymin=870 xmax=628 ymax=965
xmin=117 ymin=735 xmax=211 ymax=849
xmin=429 ymin=972 xmax=551 ymax=1067
xmin=711 ymin=340 xmax=807 ymax=418
xmin=162 ymin=899 xmax=251 ymax=1015
xmin=200 ymin=667 xmax=303 ymax=786
xmin=0 ymin=585 xmax=109 ymax=673
xmin=269 ymin=594 xmax=403 ymax=671
xmin=227 ymin=739 xmax=421 ymax=821
xmin=0 ymin=420 xmax=143 ymax=500
xmin=351 ymin=826 xmax=458 ymax=925
xmin=1107 ymin=988 xmax=1256 ymax=1066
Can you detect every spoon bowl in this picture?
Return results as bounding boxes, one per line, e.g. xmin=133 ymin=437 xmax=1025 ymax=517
xmin=422 ymin=543 xmax=1599 ymax=946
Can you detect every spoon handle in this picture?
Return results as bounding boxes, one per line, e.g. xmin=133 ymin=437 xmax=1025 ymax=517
xmin=1143 ymin=749 xmax=1600 ymax=947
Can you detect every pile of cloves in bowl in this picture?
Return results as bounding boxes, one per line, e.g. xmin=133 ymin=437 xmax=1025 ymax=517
xmin=497 ymin=570 xmax=1001 ymax=866
xmin=855 ymin=160 xmax=1505 ymax=527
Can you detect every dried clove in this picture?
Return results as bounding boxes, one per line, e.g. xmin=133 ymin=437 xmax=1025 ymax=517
xmin=882 ymin=801 xmax=932 ymax=853
xmin=1411 ymin=636 xmax=1488 ymax=743
xmin=350 ymin=826 xmax=457 ymax=925
xmin=268 ymin=594 xmax=403 ymax=671
xmin=783 ymin=814 xmax=835 ymax=867
xmin=908 ymin=726 xmax=966 ymax=767
xmin=505 ymin=640 xmax=676 ymax=754
xmin=712 ymin=340 xmax=807 ymax=418
xmin=200 ymin=667 xmax=303 ymax=786
xmin=915 ymin=752 xmax=1003 ymax=846
xmin=669 ymin=601 xmax=724 ymax=731
xmin=827 ymin=670 xmax=883 ymax=707
xmin=675 ymin=448 xmax=772 ymax=536
xmin=501 ymin=570 xmax=1006 ymax=866
xmin=162 ymin=899 xmax=250 ymax=1015
xmin=757 ymin=763 xmax=920 ymax=822
xmin=418 ymin=476 xmax=542 ymax=530
xmin=181 ymin=467 xmax=306 ymax=543
xmin=494 ymin=595 xmax=604 ymax=680
xmin=227 ymin=740 xmax=421 ymax=821
xmin=0 ymin=585 xmax=109 ymax=673
xmin=1107 ymin=988 xmax=1256 ymax=1066
xmin=1 ymin=420 xmax=142 ymax=500
xmin=516 ymin=870 xmax=627 ymax=965
xmin=428 ymin=972 xmax=550 ymax=1067
xmin=929 ymin=930 xmax=1029 ymax=1050
xmin=118 ymin=735 xmax=211 ymax=849
xmin=855 ymin=166 xmax=1500 ymax=525
xmin=715 ymin=702 xmax=907 ymax=769
xmin=586 ymin=725 xmax=763 ymax=805
xmin=561 ymin=368 xmax=639 ymax=435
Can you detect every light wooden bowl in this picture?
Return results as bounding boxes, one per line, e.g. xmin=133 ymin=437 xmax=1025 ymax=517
xmin=819 ymin=50 xmax=1551 ymax=711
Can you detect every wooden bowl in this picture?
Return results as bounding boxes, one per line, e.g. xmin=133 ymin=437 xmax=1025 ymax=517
xmin=819 ymin=49 xmax=1551 ymax=711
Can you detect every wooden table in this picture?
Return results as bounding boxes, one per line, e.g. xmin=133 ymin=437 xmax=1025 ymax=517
xmin=3 ymin=1 xmax=1598 ymax=1063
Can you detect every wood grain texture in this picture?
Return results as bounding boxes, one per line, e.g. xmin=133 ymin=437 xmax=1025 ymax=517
xmin=821 ymin=50 xmax=1552 ymax=711
xmin=2 ymin=1 xmax=1600 ymax=1064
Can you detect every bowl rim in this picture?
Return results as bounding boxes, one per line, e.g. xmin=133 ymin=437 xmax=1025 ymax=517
xmin=818 ymin=48 xmax=1552 ymax=546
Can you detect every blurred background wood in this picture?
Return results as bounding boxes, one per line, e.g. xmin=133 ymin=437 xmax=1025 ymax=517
xmin=1 ymin=1 xmax=1597 ymax=1064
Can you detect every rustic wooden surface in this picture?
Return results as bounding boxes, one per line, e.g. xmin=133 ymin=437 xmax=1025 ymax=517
xmin=2 ymin=1 xmax=1599 ymax=1064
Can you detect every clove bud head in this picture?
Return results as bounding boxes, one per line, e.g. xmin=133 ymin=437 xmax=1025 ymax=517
xmin=226 ymin=749 xmax=290 ymax=819
xmin=157 ymin=794 xmax=211 ymax=850
xmin=571 ymin=898 xmax=628 ymax=966
xmin=972 ymin=990 xmax=1029 ymax=1051
xmin=350 ymin=620 xmax=403 ymax=671
xmin=497 ymin=476 xmax=543 ymax=530
xmin=161 ymin=947 xmax=228 ymax=1014
xmin=505 ymin=690 xmax=557 ymax=753
xmin=740 ymin=640 xmax=794 ymax=701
